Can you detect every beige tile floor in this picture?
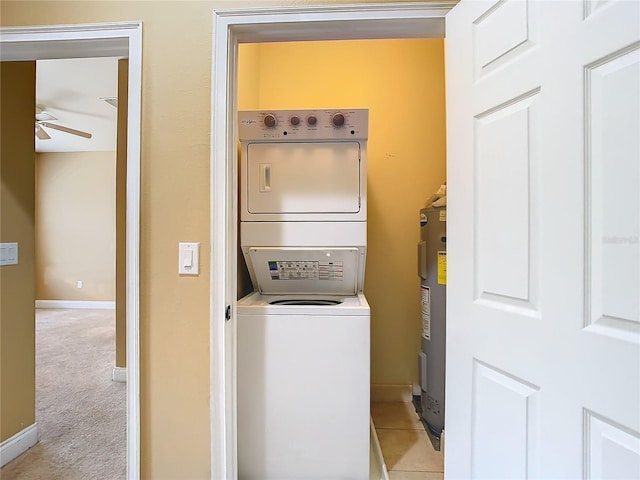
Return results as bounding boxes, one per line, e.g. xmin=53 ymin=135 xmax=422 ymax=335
xmin=372 ymin=402 xmax=444 ymax=480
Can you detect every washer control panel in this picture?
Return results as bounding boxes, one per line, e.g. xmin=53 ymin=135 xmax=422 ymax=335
xmin=238 ymin=109 xmax=368 ymax=141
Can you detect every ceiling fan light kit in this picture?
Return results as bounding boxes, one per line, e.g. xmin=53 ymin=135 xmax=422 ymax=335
xmin=35 ymin=123 xmax=51 ymax=140
xmin=35 ymin=104 xmax=56 ymax=121
xmin=35 ymin=111 xmax=56 ymax=122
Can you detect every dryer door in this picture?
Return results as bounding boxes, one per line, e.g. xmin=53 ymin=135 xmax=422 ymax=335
xmin=245 ymin=141 xmax=361 ymax=216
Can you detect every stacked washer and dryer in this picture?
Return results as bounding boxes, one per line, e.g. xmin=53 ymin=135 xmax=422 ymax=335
xmin=237 ymin=109 xmax=370 ymax=479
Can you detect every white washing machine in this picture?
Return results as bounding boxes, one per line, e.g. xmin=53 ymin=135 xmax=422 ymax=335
xmin=237 ymin=292 xmax=370 ymax=480
xmin=237 ymin=109 xmax=370 ymax=479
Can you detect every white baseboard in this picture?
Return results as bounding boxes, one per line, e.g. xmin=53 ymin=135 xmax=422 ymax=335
xmin=0 ymin=423 xmax=38 ymax=467
xmin=371 ymin=384 xmax=413 ymax=402
xmin=370 ymin=418 xmax=389 ymax=480
xmin=112 ymin=366 xmax=127 ymax=383
xmin=35 ymin=300 xmax=115 ymax=310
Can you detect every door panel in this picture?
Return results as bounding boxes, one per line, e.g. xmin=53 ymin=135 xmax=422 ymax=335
xmin=475 ymin=90 xmax=540 ymax=312
xmin=585 ymin=410 xmax=640 ymax=479
xmin=446 ymin=0 xmax=640 ymax=478
xmin=586 ymin=44 xmax=640 ymax=334
xmin=473 ymin=0 xmax=535 ymax=79
xmin=471 ymin=361 xmax=540 ymax=479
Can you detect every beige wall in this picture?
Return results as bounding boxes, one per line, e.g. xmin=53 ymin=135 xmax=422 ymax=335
xmin=35 ymin=151 xmax=116 ymax=301
xmin=240 ymin=39 xmax=446 ymax=387
xmin=116 ymin=59 xmax=128 ymax=368
xmin=2 ymin=3 xmax=214 ymax=477
xmin=1 ymin=1 xmax=440 ymax=477
xmin=0 ymin=61 xmax=36 ymax=443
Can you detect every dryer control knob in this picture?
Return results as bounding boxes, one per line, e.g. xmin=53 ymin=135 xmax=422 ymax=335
xmin=290 ymin=115 xmax=301 ymax=126
xmin=264 ymin=114 xmax=277 ymax=128
xmin=332 ymin=113 xmax=345 ymax=127
xmin=307 ymin=115 xmax=317 ymax=126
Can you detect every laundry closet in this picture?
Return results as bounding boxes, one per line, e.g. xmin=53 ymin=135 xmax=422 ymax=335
xmin=236 ymin=38 xmax=446 ymax=472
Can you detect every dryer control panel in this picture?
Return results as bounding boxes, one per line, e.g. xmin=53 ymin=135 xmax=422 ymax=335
xmin=239 ymin=109 xmax=368 ymax=141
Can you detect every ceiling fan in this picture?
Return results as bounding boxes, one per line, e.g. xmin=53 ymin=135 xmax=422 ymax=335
xmin=35 ymin=105 xmax=92 ymax=140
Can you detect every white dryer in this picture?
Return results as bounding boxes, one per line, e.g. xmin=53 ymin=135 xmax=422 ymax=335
xmin=239 ymin=108 xmax=368 ymax=222
xmin=237 ymin=109 xmax=371 ymax=479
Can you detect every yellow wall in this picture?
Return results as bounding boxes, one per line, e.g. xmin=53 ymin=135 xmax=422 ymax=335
xmin=35 ymin=151 xmax=116 ymax=301
xmin=0 ymin=1 xmax=442 ymax=477
xmin=236 ymin=43 xmax=262 ymax=298
xmin=0 ymin=61 xmax=36 ymax=443
xmin=237 ymin=43 xmax=261 ymax=111
xmin=240 ymin=39 xmax=446 ymax=388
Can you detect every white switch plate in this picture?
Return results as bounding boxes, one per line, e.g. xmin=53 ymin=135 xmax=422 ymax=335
xmin=0 ymin=243 xmax=18 ymax=266
xmin=179 ymin=242 xmax=200 ymax=275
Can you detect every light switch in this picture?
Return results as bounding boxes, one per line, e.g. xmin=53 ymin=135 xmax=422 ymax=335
xmin=179 ymin=242 xmax=199 ymax=275
xmin=0 ymin=243 xmax=18 ymax=266
xmin=183 ymin=250 xmax=193 ymax=268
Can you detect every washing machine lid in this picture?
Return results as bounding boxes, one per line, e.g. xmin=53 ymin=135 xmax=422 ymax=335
xmin=247 ymin=247 xmax=362 ymax=295
xmin=237 ymin=291 xmax=370 ymax=316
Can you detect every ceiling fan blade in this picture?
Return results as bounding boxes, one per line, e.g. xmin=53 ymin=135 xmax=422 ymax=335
xmin=101 ymin=97 xmax=118 ymax=108
xmin=40 ymin=122 xmax=92 ymax=139
xmin=35 ymin=124 xmax=51 ymax=140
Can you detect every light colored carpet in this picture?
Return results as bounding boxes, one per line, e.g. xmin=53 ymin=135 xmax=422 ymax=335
xmin=1 ymin=309 xmax=126 ymax=480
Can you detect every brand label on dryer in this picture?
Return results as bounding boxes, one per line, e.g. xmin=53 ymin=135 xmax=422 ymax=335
xmin=268 ymin=261 xmax=343 ymax=280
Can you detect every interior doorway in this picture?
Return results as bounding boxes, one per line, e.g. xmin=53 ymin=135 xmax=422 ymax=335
xmin=210 ymin=3 xmax=455 ymax=479
xmin=30 ymin=56 xmax=124 ymax=477
xmin=236 ymin=38 xmax=447 ymax=475
xmin=0 ymin=22 xmax=142 ymax=479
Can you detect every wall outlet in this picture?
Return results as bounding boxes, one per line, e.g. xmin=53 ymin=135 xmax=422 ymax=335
xmin=77 ymin=280 xmax=83 ymax=289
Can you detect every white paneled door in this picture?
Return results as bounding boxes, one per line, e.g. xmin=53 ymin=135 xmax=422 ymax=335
xmin=446 ymin=0 xmax=640 ymax=478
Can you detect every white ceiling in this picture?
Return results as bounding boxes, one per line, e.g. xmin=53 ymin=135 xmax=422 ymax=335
xmin=36 ymin=57 xmax=118 ymax=153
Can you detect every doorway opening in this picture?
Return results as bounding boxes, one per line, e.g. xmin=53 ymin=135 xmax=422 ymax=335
xmin=210 ymin=3 xmax=455 ymax=479
xmin=30 ymin=56 xmax=125 ymax=477
xmin=0 ymin=22 xmax=142 ymax=479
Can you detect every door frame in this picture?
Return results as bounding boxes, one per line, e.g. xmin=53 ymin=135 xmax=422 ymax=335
xmin=0 ymin=22 xmax=142 ymax=479
xmin=210 ymin=3 xmax=455 ymax=478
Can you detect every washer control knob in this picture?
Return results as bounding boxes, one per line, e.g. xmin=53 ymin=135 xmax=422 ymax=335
xmin=290 ymin=115 xmax=301 ymax=126
xmin=264 ymin=114 xmax=277 ymax=128
xmin=307 ymin=115 xmax=317 ymax=126
xmin=332 ymin=113 xmax=345 ymax=127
